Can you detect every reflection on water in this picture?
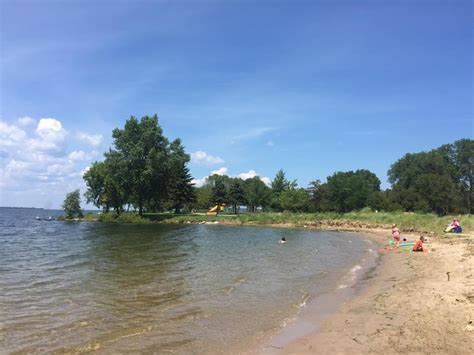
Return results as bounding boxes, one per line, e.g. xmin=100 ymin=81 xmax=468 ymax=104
xmin=0 ymin=208 xmax=369 ymax=353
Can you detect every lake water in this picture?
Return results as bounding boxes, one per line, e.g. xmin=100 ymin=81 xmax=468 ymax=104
xmin=0 ymin=208 xmax=373 ymax=353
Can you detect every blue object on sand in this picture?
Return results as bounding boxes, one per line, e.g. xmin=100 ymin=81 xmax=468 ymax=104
xmin=398 ymin=242 xmax=415 ymax=247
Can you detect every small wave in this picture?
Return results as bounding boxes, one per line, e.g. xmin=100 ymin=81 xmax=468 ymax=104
xmin=219 ymin=276 xmax=248 ymax=296
xmin=350 ymin=264 xmax=362 ymax=273
xmin=298 ymin=291 xmax=310 ymax=308
xmin=280 ymin=315 xmax=297 ymax=328
xmin=338 ymin=264 xmax=363 ymax=289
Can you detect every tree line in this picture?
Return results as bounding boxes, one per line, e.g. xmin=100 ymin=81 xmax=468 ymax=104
xmin=79 ymin=115 xmax=472 ymax=216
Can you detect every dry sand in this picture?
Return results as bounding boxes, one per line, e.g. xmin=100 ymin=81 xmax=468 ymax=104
xmin=259 ymin=230 xmax=474 ymax=354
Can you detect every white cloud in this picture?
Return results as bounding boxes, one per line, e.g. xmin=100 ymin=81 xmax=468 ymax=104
xmin=237 ymin=170 xmax=258 ymax=180
xmin=260 ymin=176 xmax=272 ymax=186
xmin=77 ymin=132 xmax=103 ymax=147
xmin=0 ymin=121 xmax=28 ymax=146
xmin=190 ymin=150 xmax=225 ymax=165
xmin=266 ymin=141 xmax=275 ymax=147
xmin=17 ymin=116 xmax=35 ymax=126
xmin=211 ymin=167 xmax=228 ymax=176
xmin=36 ymin=118 xmax=67 ymax=143
xmin=237 ymin=170 xmax=271 ymax=186
xmin=68 ymin=150 xmax=86 ymax=161
xmin=0 ymin=117 xmax=102 ymax=207
xmin=5 ymin=159 xmax=30 ymax=174
xmin=192 ymin=168 xmax=271 ymax=188
xmin=191 ymin=177 xmax=206 ymax=187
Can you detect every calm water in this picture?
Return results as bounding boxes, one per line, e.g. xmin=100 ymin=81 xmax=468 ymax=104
xmin=0 ymin=208 xmax=371 ymax=353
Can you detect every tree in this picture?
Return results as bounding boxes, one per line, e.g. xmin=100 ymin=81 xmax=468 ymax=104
xmin=111 ymin=115 xmax=169 ymax=215
xmin=438 ymin=139 xmax=474 ymax=213
xmin=270 ymin=169 xmax=297 ymax=211
xmin=211 ymin=180 xmax=227 ymax=213
xmin=387 ymin=139 xmax=474 ymax=214
xmin=83 ymin=114 xmax=197 ymax=215
xmin=326 ymin=170 xmax=380 ymax=212
xmin=414 ymin=174 xmax=458 ymax=215
xmin=83 ymin=161 xmax=107 ymax=210
xmin=102 ymin=150 xmax=128 ymax=213
xmin=280 ymin=188 xmax=310 ymax=212
xmin=63 ymin=189 xmax=83 ymax=219
xmin=307 ymin=180 xmax=333 ymax=212
xmin=367 ymin=191 xmax=388 ymax=212
xmin=195 ymin=186 xmax=212 ymax=210
xmin=244 ymin=177 xmax=271 ymax=212
xmin=167 ymin=139 xmax=195 ymax=213
xmin=228 ymin=178 xmax=246 ymax=213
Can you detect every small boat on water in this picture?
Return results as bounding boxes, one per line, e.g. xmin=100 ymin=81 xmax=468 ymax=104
xmin=35 ymin=216 xmax=54 ymax=221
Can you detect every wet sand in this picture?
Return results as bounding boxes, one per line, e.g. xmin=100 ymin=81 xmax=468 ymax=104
xmin=257 ymin=229 xmax=474 ymax=354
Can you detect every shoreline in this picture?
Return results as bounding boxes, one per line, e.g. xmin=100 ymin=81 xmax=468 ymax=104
xmin=255 ymin=229 xmax=474 ymax=354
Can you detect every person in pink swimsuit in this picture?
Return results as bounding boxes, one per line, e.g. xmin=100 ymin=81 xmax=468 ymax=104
xmin=392 ymin=224 xmax=401 ymax=246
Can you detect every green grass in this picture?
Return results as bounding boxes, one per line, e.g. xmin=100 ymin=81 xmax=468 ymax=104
xmin=83 ymin=212 xmax=149 ymax=224
xmin=80 ymin=210 xmax=472 ymax=236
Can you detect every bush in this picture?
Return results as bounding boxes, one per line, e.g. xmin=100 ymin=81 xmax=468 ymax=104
xmin=98 ymin=212 xmax=149 ymax=223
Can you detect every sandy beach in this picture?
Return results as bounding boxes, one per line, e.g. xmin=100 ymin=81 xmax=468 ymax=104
xmin=259 ymin=229 xmax=474 ymax=354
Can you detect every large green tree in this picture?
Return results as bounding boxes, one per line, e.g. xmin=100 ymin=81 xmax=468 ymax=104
xmin=270 ymin=169 xmax=297 ymax=211
xmin=83 ymin=161 xmax=107 ymax=210
xmin=326 ymin=170 xmax=380 ymax=212
xmin=194 ymin=186 xmax=212 ymax=210
xmin=437 ymin=139 xmax=474 ymax=213
xmin=62 ymin=189 xmax=83 ymax=218
xmin=388 ymin=139 xmax=473 ymax=214
xmin=210 ymin=179 xmax=227 ymax=213
xmin=167 ymin=139 xmax=195 ymax=213
xmin=84 ymin=114 xmax=195 ymax=215
xmin=228 ymin=178 xmax=246 ymax=213
xmin=111 ymin=115 xmax=170 ymax=215
xmin=244 ymin=177 xmax=271 ymax=212
xmin=279 ymin=188 xmax=310 ymax=212
xmin=307 ymin=180 xmax=333 ymax=212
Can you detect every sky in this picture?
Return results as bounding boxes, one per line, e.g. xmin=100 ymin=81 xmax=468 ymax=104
xmin=1 ymin=0 xmax=472 ymax=209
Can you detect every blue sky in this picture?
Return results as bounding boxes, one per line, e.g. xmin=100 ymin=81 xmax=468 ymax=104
xmin=1 ymin=0 xmax=472 ymax=208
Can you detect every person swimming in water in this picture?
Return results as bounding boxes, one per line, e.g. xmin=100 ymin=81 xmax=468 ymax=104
xmin=278 ymin=237 xmax=287 ymax=244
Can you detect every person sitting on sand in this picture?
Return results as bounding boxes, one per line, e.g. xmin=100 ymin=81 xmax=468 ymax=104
xmin=392 ymin=224 xmax=401 ymax=246
xmin=278 ymin=237 xmax=287 ymax=244
xmin=445 ymin=218 xmax=462 ymax=233
xmin=413 ymin=236 xmax=425 ymax=252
